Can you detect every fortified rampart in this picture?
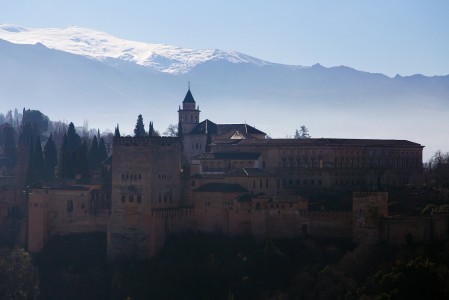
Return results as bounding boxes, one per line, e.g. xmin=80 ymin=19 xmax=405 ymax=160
xmin=27 ymin=185 xmax=110 ymax=253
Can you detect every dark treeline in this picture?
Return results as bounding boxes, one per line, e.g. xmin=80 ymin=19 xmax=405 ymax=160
xmin=6 ymin=232 xmax=446 ymax=300
xmin=0 ymin=108 xmax=111 ymax=187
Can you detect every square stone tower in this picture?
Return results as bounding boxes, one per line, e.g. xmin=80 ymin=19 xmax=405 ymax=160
xmin=107 ymin=136 xmax=182 ymax=260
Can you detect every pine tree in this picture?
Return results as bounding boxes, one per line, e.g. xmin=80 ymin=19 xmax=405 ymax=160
xmin=134 ymin=114 xmax=146 ymax=137
xmin=44 ymin=133 xmax=57 ymax=181
xmin=294 ymin=125 xmax=311 ymax=139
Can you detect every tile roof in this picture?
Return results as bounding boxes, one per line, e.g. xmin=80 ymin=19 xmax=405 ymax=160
xmin=189 ymin=119 xmax=266 ymax=136
xmin=234 ymin=138 xmax=423 ymax=148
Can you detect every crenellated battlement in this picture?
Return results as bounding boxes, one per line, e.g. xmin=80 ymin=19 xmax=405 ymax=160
xmin=113 ymin=136 xmax=179 ymax=146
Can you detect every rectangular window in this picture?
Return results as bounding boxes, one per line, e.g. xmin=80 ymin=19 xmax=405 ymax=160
xmin=121 ymin=195 xmax=126 ymax=203
xmin=137 ymin=196 xmax=142 ymax=203
xmin=129 ymin=195 xmax=134 ymax=202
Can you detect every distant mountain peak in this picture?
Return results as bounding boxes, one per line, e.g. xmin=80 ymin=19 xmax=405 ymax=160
xmin=0 ymin=24 xmax=276 ymax=74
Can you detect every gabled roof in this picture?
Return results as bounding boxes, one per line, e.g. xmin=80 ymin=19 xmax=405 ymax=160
xmin=216 ymin=124 xmax=265 ymax=136
xmin=194 ymin=182 xmax=248 ymax=193
xmin=213 ymin=130 xmax=258 ymax=140
xmin=191 ymin=152 xmax=261 ymax=161
xmin=190 ymin=119 xmax=218 ymax=135
xmin=182 ymin=89 xmax=196 ymax=104
xmin=189 ymin=119 xmax=266 ymax=137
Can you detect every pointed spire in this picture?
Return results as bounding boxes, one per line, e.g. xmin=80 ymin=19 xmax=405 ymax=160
xmin=182 ymin=88 xmax=196 ymax=104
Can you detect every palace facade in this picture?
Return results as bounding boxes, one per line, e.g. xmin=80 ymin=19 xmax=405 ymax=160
xmin=24 ymin=89 xmax=445 ymax=260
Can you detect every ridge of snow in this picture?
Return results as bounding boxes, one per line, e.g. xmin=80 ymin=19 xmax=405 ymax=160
xmin=0 ymin=24 xmax=286 ymax=74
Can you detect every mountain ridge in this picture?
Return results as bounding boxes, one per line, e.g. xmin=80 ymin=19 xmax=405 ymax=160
xmin=0 ymin=25 xmax=448 ymax=160
xmin=0 ymin=24 xmax=282 ymax=74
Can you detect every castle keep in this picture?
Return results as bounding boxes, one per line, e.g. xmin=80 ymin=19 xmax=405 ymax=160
xmin=24 ymin=88 xmax=448 ymax=259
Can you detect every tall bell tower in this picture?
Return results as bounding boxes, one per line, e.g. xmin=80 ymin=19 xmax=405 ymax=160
xmin=178 ymin=85 xmax=200 ymax=135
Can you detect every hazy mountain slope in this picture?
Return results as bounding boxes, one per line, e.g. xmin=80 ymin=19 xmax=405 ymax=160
xmin=0 ymin=25 xmax=448 ymax=160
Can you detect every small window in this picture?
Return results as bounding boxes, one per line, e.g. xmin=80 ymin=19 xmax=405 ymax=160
xmin=129 ymin=195 xmax=134 ymax=202
xmin=121 ymin=195 xmax=126 ymax=203
xmin=137 ymin=195 xmax=142 ymax=203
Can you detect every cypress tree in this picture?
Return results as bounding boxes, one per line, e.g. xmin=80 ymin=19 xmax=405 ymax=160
xmin=76 ymin=140 xmax=90 ymax=179
xmin=66 ymin=122 xmax=81 ymax=153
xmin=59 ymin=133 xmax=72 ymax=179
xmin=149 ymin=122 xmax=154 ymax=137
xmin=134 ymin=114 xmax=145 ymax=137
xmin=25 ymin=137 xmax=45 ymax=186
xmin=33 ymin=136 xmax=45 ymax=181
xmin=98 ymin=137 xmax=108 ymax=163
xmin=88 ymin=135 xmax=99 ymax=170
xmin=2 ymin=123 xmax=16 ymax=165
xmin=114 ymin=124 xmax=120 ymax=138
xmin=44 ymin=133 xmax=57 ymax=180
xmin=25 ymin=140 xmax=35 ymax=186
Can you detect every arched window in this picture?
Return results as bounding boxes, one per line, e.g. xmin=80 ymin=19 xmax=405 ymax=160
xmin=67 ymin=200 xmax=73 ymax=213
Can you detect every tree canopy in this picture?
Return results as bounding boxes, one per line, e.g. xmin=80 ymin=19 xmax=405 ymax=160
xmin=294 ymin=125 xmax=311 ymax=139
xmin=134 ymin=115 xmax=146 ymax=137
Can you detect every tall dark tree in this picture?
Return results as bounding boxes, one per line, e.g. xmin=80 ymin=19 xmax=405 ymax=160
xmin=21 ymin=109 xmax=49 ymax=137
xmin=98 ymin=137 xmax=108 ymax=163
xmin=2 ymin=123 xmax=17 ymax=165
xmin=114 ymin=124 xmax=121 ymax=138
xmin=66 ymin=122 xmax=81 ymax=153
xmin=25 ymin=137 xmax=45 ymax=186
xmin=33 ymin=136 xmax=45 ymax=181
xmin=44 ymin=133 xmax=57 ymax=181
xmin=88 ymin=135 xmax=100 ymax=170
xmin=149 ymin=122 xmax=154 ymax=137
xmin=16 ymin=122 xmax=36 ymax=186
xmin=75 ymin=141 xmax=90 ymax=179
xmin=134 ymin=114 xmax=146 ymax=137
xmin=25 ymin=140 xmax=35 ymax=186
xmin=59 ymin=133 xmax=72 ymax=179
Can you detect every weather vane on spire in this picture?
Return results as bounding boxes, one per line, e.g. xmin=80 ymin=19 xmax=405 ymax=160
xmin=188 ymin=79 xmax=190 ymax=90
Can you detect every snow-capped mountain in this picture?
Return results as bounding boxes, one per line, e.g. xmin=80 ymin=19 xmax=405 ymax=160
xmin=0 ymin=24 xmax=448 ymax=160
xmin=0 ymin=24 xmax=275 ymax=74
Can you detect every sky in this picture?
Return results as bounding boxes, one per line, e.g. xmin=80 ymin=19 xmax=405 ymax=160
xmin=1 ymin=0 xmax=448 ymax=77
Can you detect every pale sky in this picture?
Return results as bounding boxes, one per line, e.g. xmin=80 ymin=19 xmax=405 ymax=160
xmin=1 ymin=0 xmax=448 ymax=77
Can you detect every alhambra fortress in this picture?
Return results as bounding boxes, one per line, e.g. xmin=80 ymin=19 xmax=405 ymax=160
xmin=2 ymin=89 xmax=448 ymax=259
